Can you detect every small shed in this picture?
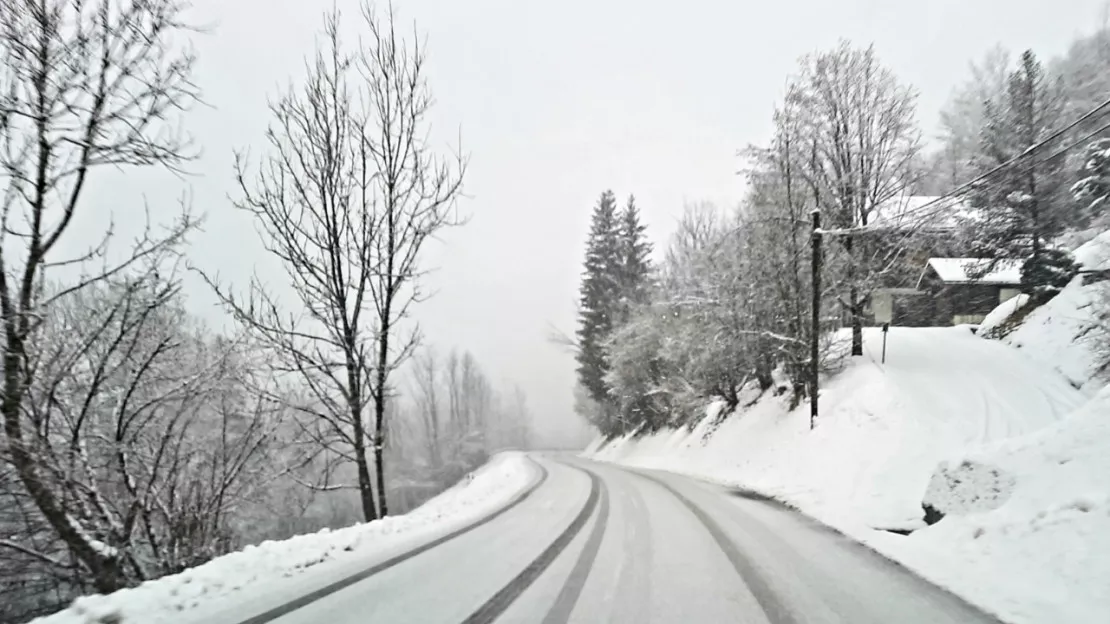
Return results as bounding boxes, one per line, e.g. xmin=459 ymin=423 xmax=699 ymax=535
xmin=916 ymin=258 xmax=1024 ymax=326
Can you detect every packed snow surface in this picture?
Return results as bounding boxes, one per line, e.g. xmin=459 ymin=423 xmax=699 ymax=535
xmin=30 ymin=452 xmax=538 ymax=624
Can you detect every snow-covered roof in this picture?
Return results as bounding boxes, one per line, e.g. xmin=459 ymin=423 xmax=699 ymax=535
xmin=923 ymin=258 xmax=1023 ymax=285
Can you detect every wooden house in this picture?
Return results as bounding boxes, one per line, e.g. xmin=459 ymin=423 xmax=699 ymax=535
xmin=914 ymin=258 xmax=1024 ymax=326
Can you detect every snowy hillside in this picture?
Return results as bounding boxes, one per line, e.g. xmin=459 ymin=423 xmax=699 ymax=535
xmin=882 ymin=386 xmax=1110 ymax=624
xmin=590 ymin=326 xmax=1084 ymax=530
xmin=999 ymin=230 xmax=1110 ymax=389
xmin=30 ymin=454 xmax=538 ymax=624
xmin=588 ymin=315 xmax=1109 ymax=622
xmin=884 ymin=232 xmax=1110 ymax=623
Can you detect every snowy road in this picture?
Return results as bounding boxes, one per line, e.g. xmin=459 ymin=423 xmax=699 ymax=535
xmin=229 ymin=454 xmax=1003 ymax=624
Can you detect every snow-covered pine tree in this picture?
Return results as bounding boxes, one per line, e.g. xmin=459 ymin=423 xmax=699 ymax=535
xmin=617 ymin=195 xmax=653 ymax=317
xmin=575 ymin=191 xmax=623 ymax=433
xmin=608 ymin=195 xmax=659 ymax=429
xmin=967 ymin=50 xmax=1075 ymax=295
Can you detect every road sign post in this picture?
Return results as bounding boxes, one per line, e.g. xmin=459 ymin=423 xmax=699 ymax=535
xmin=881 ymin=322 xmax=889 ymax=364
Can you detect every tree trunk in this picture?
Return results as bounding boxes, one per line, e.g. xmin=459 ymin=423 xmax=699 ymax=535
xmin=850 ymin=286 xmax=863 ymax=357
xmin=373 ymin=315 xmax=391 ymax=518
xmin=755 ymin=353 xmax=774 ymax=391
xmin=3 ymin=340 xmax=127 ymax=594
xmin=350 ymin=415 xmax=378 ymax=521
xmin=846 ymin=235 xmax=863 ymax=356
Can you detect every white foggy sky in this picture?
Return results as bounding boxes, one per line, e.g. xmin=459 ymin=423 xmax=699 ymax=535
xmin=78 ymin=0 xmax=1107 ymax=446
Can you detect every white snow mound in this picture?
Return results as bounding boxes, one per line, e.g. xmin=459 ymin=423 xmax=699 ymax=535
xmin=882 ymin=385 xmax=1110 ymax=624
xmin=978 ymin=293 xmax=1030 ymax=335
xmin=30 ymin=452 xmax=537 ymax=624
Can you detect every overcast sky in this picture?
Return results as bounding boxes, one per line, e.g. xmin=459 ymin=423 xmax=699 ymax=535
xmin=80 ymin=0 xmax=1109 ymax=446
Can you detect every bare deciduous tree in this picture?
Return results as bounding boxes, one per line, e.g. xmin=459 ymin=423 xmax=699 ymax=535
xmin=2 ymin=262 xmax=282 ymax=619
xmin=206 ymin=3 xmax=463 ymax=521
xmin=360 ymin=3 xmax=465 ymax=517
xmin=0 ymin=0 xmax=199 ymax=599
xmin=778 ymin=42 xmax=922 ymax=356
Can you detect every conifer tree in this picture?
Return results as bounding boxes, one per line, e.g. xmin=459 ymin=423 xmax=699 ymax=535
xmin=617 ymin=195 xmax=653 ymax=316
xmin=575 ymin=191 xmax=622 ymax=430
xmin=968 ymin=50 xmax=1072 ymax=290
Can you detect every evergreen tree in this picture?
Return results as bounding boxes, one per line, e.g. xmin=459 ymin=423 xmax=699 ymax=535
xmin=617 ymin=195 xmax=653 ymax=315
xmin=968 ymin=50 xmax=1071 ymax=281
xmin=575 ymin=191 xmax=622 ymax=430
xmin=609 ymin=195 xmax=658 ymax=430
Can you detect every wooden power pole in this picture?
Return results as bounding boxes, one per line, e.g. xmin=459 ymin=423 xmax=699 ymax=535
xmin=810 ymin=209 xmax=822 ymax=430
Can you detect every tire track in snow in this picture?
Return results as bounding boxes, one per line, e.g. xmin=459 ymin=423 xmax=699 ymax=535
xmin=237 ymin=458 xmax=550 ymax=624
xmin=541 ymin=465 xmax=610 ymax=624
xmin=611 ymin=467 xmax=653 ymax=624
xmin=631 ymin=469 xmax=801 ymax=624
xmin=460 ymin=463 xmax=603 ymax=624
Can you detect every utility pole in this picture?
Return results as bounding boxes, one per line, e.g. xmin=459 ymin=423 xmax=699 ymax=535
xmin=810 ymin=209 xmax=822 ymax=430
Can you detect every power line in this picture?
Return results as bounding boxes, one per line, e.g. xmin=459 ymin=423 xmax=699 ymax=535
xmin=822 ymin=92 xmax=1110 ymax=236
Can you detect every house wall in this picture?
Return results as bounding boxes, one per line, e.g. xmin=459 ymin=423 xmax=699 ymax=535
xmin=918 ymin=266 xmax=1015 ymax=326
xmin=893 ymin=294 xmax=935 ymax=327
xmin=942 ymin=283 xmax=1004 ymax=319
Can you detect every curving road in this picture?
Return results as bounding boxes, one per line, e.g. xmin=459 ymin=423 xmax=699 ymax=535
xmin=227 ymin=454 xmax=1003 ymax=624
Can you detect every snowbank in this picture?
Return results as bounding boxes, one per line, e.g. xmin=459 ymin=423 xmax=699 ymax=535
xmin=31 ymin=453 xmax=538 ymax=624
xmin=978 ymin=293 xmax=1029 ymax=336
xmin=1000 ymin=230 xmax=1110 ymax=390
xmin=588 ymin=326 xmax=1098 ymax=622
xmin=879 ymin=386 xmax=1110 ymax=623
xmin=589 ymin=327 xmax=1084 ymax=530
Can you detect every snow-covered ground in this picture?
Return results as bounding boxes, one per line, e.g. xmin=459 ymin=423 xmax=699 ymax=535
xmin=880 ymin=232 xmax=1110 ymax=623
xmin=590 ymin=326 xmax=1085 ymax=531
xmin=882 ymin=385 xmax=1110 ymax=623
xmin=588 ymin=262 xmax=1110 ymax=624
xmin=31 ymin=452 xmax=539 ymax=624
xmin=1000 ymin=230 xmax=1110 ymax=390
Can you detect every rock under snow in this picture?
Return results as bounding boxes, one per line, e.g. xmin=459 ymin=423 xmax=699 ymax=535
xmin=922 ymin=459 xmax=1016 ymax=517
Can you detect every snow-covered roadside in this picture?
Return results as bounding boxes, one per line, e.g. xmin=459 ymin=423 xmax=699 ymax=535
xmin=874 ymin=386 xmax=1110 ymax=624
xmin=586 ymin=321 xmax=1103 ymax=622
xmin=590 ymin=326 xmax=1085 ymax=531
xmin=32 ymin=452 xmax=539 ymax=624
xmin=876 ymin=235 xmax=1110 ymax=623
